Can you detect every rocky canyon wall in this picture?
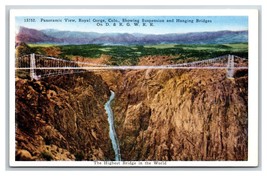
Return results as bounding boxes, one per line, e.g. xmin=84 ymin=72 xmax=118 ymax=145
xmin=15 ymin=72 xmax=114 ymax=161
xmin=112 ymin=69 xmax=248 ymax=161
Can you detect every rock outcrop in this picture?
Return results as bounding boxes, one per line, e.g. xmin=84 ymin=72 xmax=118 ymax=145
xmin=112 ymin=69 xmax=248 ymax=161
xmin=15 ymin=72 xmax=114 ymax=161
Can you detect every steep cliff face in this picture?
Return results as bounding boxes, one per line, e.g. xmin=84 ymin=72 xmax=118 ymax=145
xmin=15 ymin=72 xmax=114 ymax=161
xmin=113 ymin=69 xmax=248 ymax=161
xmin=15 ymin=60 xmax=248 ymax=161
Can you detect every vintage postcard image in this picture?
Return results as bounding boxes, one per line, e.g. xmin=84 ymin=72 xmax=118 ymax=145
xmin=9 ymin=9 xmax=258 ymax=167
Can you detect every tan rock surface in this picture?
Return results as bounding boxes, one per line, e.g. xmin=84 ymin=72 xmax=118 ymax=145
xmin=112 ymin=68 xmax=248 ymax=161
xmin=15 ymin=72 xmax=114 ymax=161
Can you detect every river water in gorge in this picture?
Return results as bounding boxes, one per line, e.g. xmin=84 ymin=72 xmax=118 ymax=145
xmin=104 ymin=90 xmax=121 ymax=161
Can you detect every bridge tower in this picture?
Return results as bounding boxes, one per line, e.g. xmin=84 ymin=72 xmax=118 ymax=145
xmin=227 ymin=54 xmax=234 ymax=78
xmin=30 ymin=53 xmax=39 ymax=80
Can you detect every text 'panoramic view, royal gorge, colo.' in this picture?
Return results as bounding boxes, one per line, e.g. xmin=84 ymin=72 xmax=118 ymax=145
xmin=14 ymin=16 xmax=248 ymax=162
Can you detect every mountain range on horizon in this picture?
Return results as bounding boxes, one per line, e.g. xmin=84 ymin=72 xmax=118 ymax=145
xmin=16 ymin=26 xmax=248 ymax=45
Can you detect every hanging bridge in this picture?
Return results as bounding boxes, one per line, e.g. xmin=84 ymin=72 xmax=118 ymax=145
xmin=15 ymin=53 xmax=248 ymax=80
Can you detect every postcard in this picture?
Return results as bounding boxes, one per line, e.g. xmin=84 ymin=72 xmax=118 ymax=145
xmin=9 ymin=8 xmax=258 ymax=167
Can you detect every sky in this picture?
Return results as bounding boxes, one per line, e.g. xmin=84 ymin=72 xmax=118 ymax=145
xmin=16 ymin=16 xmax=248 ymax=34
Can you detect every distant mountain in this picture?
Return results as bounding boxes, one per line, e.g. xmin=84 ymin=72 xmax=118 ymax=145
xmin=16 ymin=26 xmax=248 ymax=45
xmin=16 ymin=27 xmax=61 ymax=43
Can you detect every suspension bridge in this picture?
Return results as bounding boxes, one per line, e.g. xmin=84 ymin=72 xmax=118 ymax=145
xmin=15 ymin=54 xmax=248 ymax=80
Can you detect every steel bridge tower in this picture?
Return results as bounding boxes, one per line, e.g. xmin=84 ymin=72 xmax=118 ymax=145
xmin=227 ymin=55 xmax=234 ymax=78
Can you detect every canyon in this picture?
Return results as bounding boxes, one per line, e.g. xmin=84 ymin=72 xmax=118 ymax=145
xmin=15 ymin=57 xmax=248 ymax=161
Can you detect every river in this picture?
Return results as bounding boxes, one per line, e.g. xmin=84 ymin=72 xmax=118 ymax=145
xmin=104 ymin=90 xmax=121 ymax=161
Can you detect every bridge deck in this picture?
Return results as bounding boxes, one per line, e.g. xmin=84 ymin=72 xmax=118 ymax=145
xmin=16 ymin=54 xmax=248 ymax=80
xmin=15 ymin=66 xmax=248 ymax=70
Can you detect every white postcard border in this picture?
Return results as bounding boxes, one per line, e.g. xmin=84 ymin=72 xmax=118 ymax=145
xmin=9 ymin=8 xmax=259 ymax=167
